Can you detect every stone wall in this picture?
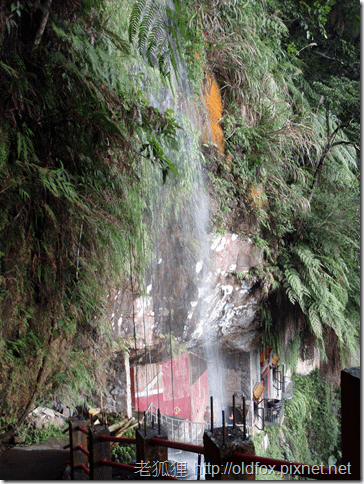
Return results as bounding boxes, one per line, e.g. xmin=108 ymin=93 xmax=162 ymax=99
xmin=93 ymin=353 xmax=132 ymax=417
xmin=223 ymin=352 xmax=251 ymax=400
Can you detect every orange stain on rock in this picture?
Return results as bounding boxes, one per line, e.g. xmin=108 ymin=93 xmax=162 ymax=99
xmin=248 ymin=183 xmax=266 ymax=209
xmin=204 ymin=73 xmax=225 ymax=154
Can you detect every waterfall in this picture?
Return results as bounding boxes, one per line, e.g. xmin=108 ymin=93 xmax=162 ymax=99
xmin=139 ymin=67 xmax=226 ymax=420
xmin=126 ymin=6 xmax=227 ymax=425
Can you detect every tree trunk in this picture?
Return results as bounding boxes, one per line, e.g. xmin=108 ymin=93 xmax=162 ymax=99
xmin=33 ymin=0 xmax=53 ymax=45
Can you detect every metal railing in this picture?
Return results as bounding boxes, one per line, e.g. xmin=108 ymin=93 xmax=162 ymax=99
xmin=64 ymin=416 xmax=347 ymax=480
xmin=61 ymin=368 xmax=359 ymax=479
xmin=254 ymin=398 xmax=285 ymax=429
xmin=145 ymin=403 xmax=208 ymax=445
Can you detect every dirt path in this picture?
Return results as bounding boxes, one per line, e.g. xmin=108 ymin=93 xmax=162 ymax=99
xmin=0 ymin=435 xmax=70 ymax=480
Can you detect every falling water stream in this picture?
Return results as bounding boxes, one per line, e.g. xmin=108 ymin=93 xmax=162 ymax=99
xmin=132 ymin=44 xmax=228 ymax=426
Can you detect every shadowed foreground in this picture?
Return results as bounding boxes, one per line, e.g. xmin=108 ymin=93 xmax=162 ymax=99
xmin=0 ymin=437 xmax=70 ymax=480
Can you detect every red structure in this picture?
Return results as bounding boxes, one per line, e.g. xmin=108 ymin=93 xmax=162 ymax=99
xmin=131 ymin=352 xmax=209 ymax=422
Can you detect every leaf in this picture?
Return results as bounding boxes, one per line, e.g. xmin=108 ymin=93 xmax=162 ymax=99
xmin=53 ymin=329 xmax=61 ymax=340
xmin=129 ymin=0 xmax=181 ymax=79
xmin=43 ymin=203 xmax=58 ymax=228
xmin=0 ymin=61 xmax=19 ymax=78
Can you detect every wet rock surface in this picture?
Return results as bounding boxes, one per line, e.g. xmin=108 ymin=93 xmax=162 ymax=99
xmin=188 ymin=233 xmax=263 ymax=352
xmin=109 ymin=232 xmax=263 ymax=365
xmin=93 ymin=353 xmax=132 ymax=416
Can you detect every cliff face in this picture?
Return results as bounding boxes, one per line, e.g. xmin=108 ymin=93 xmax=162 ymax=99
xmin=0 ymin=0 xmax=358 ymax=435
xmin=189 ymin=233 xmax=262 ymax=352
xmin=109 ymin=232 xmax=263 ymax=363
xmin=105 ymin=71 xmax=265 ymax=367
xmin=102 ymin=230 xmax=264 ymax=415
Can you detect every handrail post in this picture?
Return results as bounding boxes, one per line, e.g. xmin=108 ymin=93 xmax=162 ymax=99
xmin=89 ymin=424 xmax=112 ymax=480
xmin=136 ymin=426 xmax=168 ymax=479
xmin=204 ymin=427 xmax=256 ymax=480
xmin=69 ymin=416 xmax=88 ymax=480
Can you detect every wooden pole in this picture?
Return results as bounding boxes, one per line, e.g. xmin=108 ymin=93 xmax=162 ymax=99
xmin=136 ymin=427 xmax=168 ymax=479
xmin=69 ymin=417 xmax=88 ymax=480
xmin=243 ymin=396 xmax=246 ymax=439
xmin=210 ymin=396 xmax=214 ymax=433
xmin=222 ymin=411 xmax=226 ymax=445
xmin=341 ymin=367 xmax=360 ymax=480
xmin=232 ymin=394 xmax=236 ymax=428
xmin=89 ymin=424 xmax=112 ymax=480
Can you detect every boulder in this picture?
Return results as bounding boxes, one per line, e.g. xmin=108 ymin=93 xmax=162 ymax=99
xmin=27 ymin=406 xmax=68 ymax=430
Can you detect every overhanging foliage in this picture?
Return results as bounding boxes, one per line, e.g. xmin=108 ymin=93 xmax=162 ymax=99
xmin=0 ymin=0 xmax=181 ymax=432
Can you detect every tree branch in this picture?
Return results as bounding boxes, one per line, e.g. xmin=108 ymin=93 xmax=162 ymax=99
xmin=313 ymin=50 xmax=347 ymax=65
xmin=0 ymin=318 xmax=56 ymax=441
xmin=331 ymin=140 xmax=360 ymax=151
xmin=308 ymin=115 xmax=355 ymax=203
xmin=33 ymin=0 xmax=53 ymax=46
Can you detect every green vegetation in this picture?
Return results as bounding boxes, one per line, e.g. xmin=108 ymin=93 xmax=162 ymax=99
xmin=253 ymin=427 xmax=285 ymax=480
xmin=0 ymin=0 xmax=182 ymax=432
xmin=185 ymin=0 xmax=359 ymax=369
xmin=128 ymin=0 xmax=205 ymax=88
xmin=21 ymin=423 xmax=68 ymax=446
xmin=106 ymin=412 xmax=136 ymax=465
xmin=111 ymin=427 xmax=137 ymax=465
xmin=254 ymin=370 xmax=341 ymax=472
xmin=285 ymin=371 xmax=341 ymax=466
xmin=0 ymin=0 xmax=359 ymax=437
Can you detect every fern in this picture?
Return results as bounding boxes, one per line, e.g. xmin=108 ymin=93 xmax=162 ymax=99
xmin=129 ymin=0 xmax=147 ymax=44
xmin=283 ymin=264 xmax=309 ymax=308
xmin=0 ymin=136 xmax=9 ymax=175
xmin=0 ymin=0 xmax=185 ymax=426
xmin=307 ymin=304 xmax=323 ymax=344
xmin=281 ymin=241 xmax=358 ymax=360
xmin=285 ymin=387 xmax=312 ymax=422
xmin=129 ymin=0 xmax=182 ymax=79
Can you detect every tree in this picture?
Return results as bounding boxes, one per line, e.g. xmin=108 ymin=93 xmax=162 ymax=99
xmin=257 ymin=0 xmax=361 ymax=370
xmin=266 ymin=0 xmax=360 ymax=147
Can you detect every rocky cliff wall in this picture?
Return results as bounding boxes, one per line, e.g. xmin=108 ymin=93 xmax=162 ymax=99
xmin=108 ymin=231 xmax=263 ymax=361
xmin=100 ymin=71 xmax=266 ymax=412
